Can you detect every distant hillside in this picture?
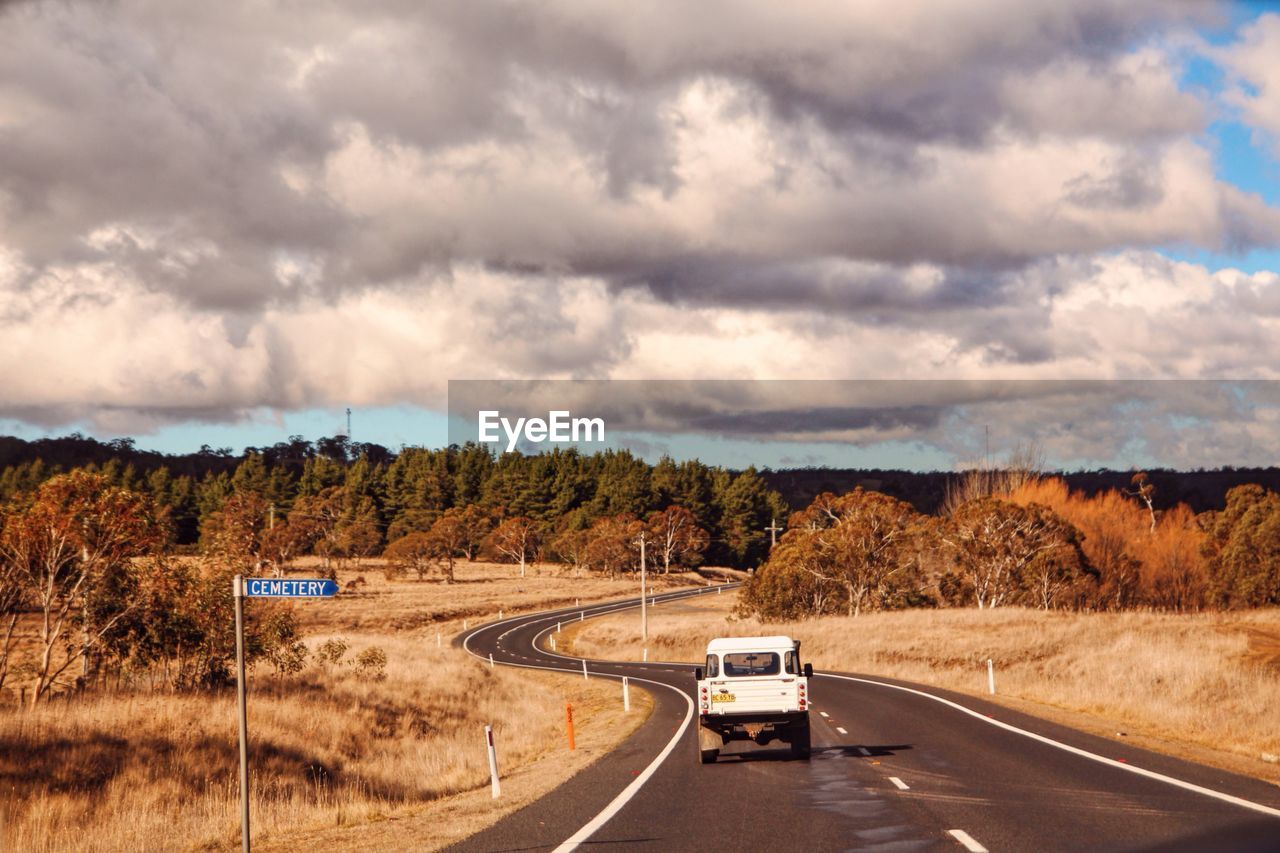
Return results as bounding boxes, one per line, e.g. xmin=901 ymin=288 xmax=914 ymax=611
xmin=0 ymin=432 xmax=391 ymax=478
xmin=758 ymin=467 xmax=1280 ymax=516
xmin=2 ymin=433 xmax=1277 ymax=517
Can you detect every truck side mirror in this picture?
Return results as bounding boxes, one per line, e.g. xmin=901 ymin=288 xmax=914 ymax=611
xmin=803 ymin=663 xmax=813 ymax=678
xmin=694 ymin=667 xmax=704 ymax=681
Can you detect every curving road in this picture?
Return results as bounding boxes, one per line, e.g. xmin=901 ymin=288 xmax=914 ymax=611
xmin=451 ymin=586 xmax=1280 ymax=853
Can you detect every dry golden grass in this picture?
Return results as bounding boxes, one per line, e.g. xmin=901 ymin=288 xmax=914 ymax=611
xmin=290 ymin=558 xmax=703 ymax=636
xmin=0 ymin=561 xmax=683 ymax=852
xmin=567 ymin=593 xmax=1280 ymax=783
xmin=254 ymin=672 xmax=652 ymax=853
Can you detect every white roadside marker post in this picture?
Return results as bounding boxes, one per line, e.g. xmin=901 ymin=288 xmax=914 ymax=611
xmin=550 ymin=636 xmax=556 ymax=650
xmin=987 ymin=659 xmax=996 ymax=695
xmin=489 ymin=653 xmax=495 ymax=669
xmin=582 ymin=659 xmax=588 ymax=680
xmin=642 ymin=647 xmax=648 ymax=662
xmin=464 ymin=619 xmax=468 ymax=631
xmin=485 ymin=725 xmax=501 ymax=798
xmin=557 ymin=621 xmax=562 ymax=633
xmin=499 ymin=609 xmax=503 ymax=620
xmin=436 ymin=631 xmax=442 ymax=648
xmin=623 ymin=676 xmax=630 ymax=712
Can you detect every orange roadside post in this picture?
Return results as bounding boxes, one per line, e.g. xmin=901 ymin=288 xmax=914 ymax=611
xmin=566 ymin=702 xmax=576 ymax=750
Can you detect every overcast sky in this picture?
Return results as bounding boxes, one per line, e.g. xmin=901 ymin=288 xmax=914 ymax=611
xmin=3 ymin=1 xmax=1280 ymax=467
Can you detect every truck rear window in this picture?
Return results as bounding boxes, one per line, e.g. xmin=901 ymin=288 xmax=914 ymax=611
xmin=722 ymin=652 xmax=781 ymax=677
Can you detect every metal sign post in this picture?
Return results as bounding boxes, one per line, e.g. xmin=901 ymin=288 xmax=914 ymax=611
xmin=234 ymin=575 xmax=250 ymax=853
xmin=234 ymin=575 xmax=338 ymax=852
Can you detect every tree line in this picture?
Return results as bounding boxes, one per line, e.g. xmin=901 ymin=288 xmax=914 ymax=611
xmin=0 ymin=472 xmax=306 ymax=704
xmin=6 ymin=432 xmax=1280 ymax=704
xmin=0 ymin=444 xmax=787 ymax=702
xmin=0 ymin=441 xmax=788 ymax=569
xmin=740 ymin=473 xmax=1280 ymax=619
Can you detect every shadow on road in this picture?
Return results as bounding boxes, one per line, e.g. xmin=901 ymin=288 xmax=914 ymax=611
xmin=819 ymin=744 xmax=913 ymax=758
xmin=1130 ymin=819 xmax=1280 ymax=853
xmin=712 ymin=746 xmax=798 ymax=763
xmin=712 ymin=743 xmax=913 ymax=763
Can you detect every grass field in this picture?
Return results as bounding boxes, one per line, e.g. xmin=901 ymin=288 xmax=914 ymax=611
xmin=565 ymin=592 xmax=1280 ymax=784
xmin=0 ymin=560 xmax=691 ymax=852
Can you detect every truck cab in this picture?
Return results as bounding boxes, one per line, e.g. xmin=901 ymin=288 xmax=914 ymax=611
xmin=694 ymin=635 xmax=813 ymax=764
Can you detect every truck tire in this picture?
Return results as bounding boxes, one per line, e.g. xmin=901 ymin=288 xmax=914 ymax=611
xmin=790 ymin=721 xmax=811 ymax=760
xmin=700 ymin=748 xmax=720 ymax=764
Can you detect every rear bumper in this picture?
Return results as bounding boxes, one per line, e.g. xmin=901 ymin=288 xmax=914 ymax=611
xmin=701 ymin=711 xmax=807 ymax=726
xmin=699 ymin=711 xmax=808 ymax=746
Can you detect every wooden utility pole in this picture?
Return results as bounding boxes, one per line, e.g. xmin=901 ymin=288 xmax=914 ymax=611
xmin=765 ymin=517 xmax=783 ymax=548
xmin=638 ymin=532 xmax=648 ymax=641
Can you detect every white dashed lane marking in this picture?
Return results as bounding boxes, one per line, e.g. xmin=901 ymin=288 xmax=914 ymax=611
xmin=836 ymin=726 xmax=848 ymax=735
xmin=819 ymin=711 xmax=829 ymax=718
xmin=948 ymin=830 xmax=988 ymax=852
xmin=889 ymin=777 xmax=909 ymax=790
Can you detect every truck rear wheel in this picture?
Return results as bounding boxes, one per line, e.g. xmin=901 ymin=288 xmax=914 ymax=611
xmin=699 ymin=748 xmax=719 ymax=764
xmin=790 ymin=722 xmax=811 ymax=760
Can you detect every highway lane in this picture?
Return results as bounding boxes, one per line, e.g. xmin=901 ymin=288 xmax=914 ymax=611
xmin=452 ymin=587 xmax=1280 ymax=852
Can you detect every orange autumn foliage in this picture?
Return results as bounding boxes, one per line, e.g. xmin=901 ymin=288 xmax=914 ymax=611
xmin=1008 ymin=477 xmax=1207 ymax=611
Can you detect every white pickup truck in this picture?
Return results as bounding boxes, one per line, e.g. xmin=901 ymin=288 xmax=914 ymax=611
xmin=694 ymin=635 xmax=812 ymax=764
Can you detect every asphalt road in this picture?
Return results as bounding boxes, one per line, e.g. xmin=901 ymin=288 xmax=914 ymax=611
xmin=451 ymin=586 xmax=1280 ymax=853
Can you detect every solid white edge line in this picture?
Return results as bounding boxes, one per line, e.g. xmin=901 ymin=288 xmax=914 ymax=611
xmin=821 ymin=673 xmax=1280 ymax=820
xmin=460 ymin=588 xmax=719 ymax=852
xmin=948 ymin=829 xmax=988 ymax=852
xmin=550 ymin=683 xmax=692 ymax=852
xmin=889 ymin=776 xmax=909 ymax=790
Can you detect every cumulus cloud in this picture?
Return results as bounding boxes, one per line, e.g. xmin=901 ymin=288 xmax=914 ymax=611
xmin=0 ymin=0 xmax=1279 ymax=441
xmin=5 ymin=251 xmax=1280 ymax=430
xmin=1219 ymin=12 xmax=1280 ymax=157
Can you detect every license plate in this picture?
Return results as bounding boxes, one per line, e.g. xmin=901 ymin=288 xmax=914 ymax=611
xmin=711 ymin=693 xmax=736 ymax=703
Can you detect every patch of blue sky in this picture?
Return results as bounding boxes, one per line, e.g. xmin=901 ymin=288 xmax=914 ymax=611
xmin=1160 ymin=4 xmax=1280 ymax=274
xmin=1198 ymin=1 xmax=1271 ymax=46
xmin=1 ymin=405 xmax=451 ymax=456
